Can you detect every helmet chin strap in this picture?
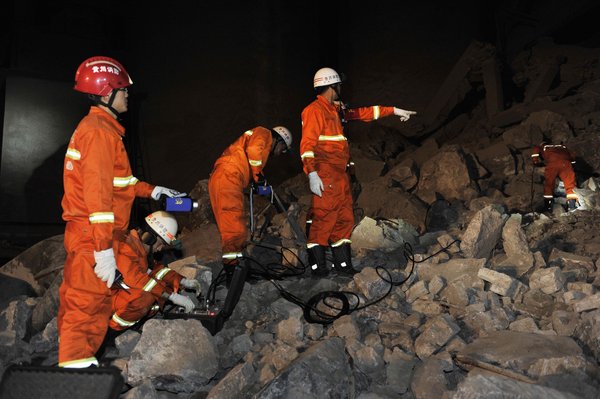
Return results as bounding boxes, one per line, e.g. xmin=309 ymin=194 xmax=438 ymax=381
xmin=146 ymin=249 xmax=155 ymax=270
xmin=331 ymin=85 xmax=348 ymax=127
xmin=91 ymin=90 xmax=122 ymax=119
xmin=270 ymin=132 xmax=284 ymax=154
xmin=332 ymin=84 xmax=341 ymax=100
xmin=104 ymin=90 xmax=122 ymax=119
xmin=141 ymin=230 xmax=157 ymax=268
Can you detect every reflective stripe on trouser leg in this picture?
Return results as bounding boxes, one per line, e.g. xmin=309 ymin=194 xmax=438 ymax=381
xmin=557 ymin=162 xmax=577 ymax=199
xmin=209 ymin=166 xmax=248 ymax=263
xmin=58 ymin=226 xmax=113 ymax=367
xmin=109 ymin=289 xmax=156 ymax=331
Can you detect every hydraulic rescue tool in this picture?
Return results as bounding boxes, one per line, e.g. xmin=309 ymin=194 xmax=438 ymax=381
xmin=163 ymin=184 xmax=305 ymax=334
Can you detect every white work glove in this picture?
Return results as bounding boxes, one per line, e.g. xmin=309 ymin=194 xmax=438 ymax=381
xmin=151 ymin=186 xmax=187 ymax=200
xmin=393 ymin=107 xmax=417 ymax=122
xmin=168 ymin=293 xmax=195 ymax=313
xmin=180 ymin=278 xmax=202 ymax=295
xmin=308 ymin=171 xmax=324 ymax=197
xmin=93 ymin=248 xmax=117 ymax=288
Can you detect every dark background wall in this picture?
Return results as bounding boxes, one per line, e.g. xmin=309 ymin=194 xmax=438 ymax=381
xmin=1 ymin=0 xmax=599 ymax=254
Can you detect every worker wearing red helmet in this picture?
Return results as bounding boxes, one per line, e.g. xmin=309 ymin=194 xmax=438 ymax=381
xmin=208 ymin=126 xmax=292 ymax=284
xmin=531 ymin=140 xmax=579 ymax=212
xmin=301 ymin=67 xmax=416 ymax=276
xmin=58 ymin=56 xmax=185 ymax=368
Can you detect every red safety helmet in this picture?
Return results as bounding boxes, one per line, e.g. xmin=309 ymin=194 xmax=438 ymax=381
xmin=74 ymin=56 xmax=133 ymax=96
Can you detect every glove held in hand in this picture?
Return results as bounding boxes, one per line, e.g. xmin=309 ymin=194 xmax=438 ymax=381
xmin=151 ymin=186 xmax=186 ymax=201
xmin=93 ymin=248 xmax=117 ymax=288
xmin=169 ymin=293 xmax=195 ymax=313
xmin=308 ymin=171 xmax=324 ymax=197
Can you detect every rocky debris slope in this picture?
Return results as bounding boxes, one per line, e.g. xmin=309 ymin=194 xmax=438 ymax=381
xmin=3 ymin=40 xmax=600 ymax=398
xmin=3 ymin=202 xmax=600 ymax=398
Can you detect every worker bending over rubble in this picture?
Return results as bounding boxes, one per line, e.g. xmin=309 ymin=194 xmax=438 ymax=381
xmin=108 ymin=211 xmax=200 ymax=333
xmin=531 ymin=140 xmax=579 ymax=212
xmin=208 ymin=126 xmax=292 ymax=285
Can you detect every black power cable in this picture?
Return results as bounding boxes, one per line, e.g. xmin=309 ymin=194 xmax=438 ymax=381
xmin=242 ymin=238 xmax=458 ymax=325
xmin=199 ymin=213 xmax=459 ymax=326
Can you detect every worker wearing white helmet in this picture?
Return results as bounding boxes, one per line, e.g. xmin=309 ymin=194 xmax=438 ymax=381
xmin=301 ymin=67 xmax=416 ymax=276
xmin=209 ymin=125 xmax=292 ymax=284
xmin=98 ymin=211 xmax=202 ymax=356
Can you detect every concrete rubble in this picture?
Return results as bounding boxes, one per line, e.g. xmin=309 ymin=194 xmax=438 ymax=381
xmin=3 ymin=40 xmax=600 ymax=398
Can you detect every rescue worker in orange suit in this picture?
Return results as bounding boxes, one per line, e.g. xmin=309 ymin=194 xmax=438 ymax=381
xmin=301 ymin=67 xmax=416 ymax=276
xmin=108 ymin=211 xmax=200 ymax=335
xmin=58 ymin=56 xmax=186 ymax=368
xmin=531 ymin=140 xmax=579 ymax=212
xmin=208 ymin=126 xmax=292 ymax=284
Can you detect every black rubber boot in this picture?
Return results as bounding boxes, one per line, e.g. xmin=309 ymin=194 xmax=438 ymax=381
xmin=567 ymin=199 xmax=578 ymax=211
xmin=331 ymin=243 xmax=358 ymax=275
xmin=308 ymin=245 xmax=329 ymax=276
xmin=544 ymin=198 xmax=553 ymax=212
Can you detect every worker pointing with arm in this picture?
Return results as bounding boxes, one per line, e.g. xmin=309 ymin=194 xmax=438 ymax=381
xmin=301 ymin=67 xmax=416 ymax=276
xmin=58 ymin=56 xmax=184 ymax=368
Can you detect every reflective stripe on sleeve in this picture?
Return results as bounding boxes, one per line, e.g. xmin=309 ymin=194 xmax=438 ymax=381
xmin=373 ymin=106 xmax=380 ymax=120
xmin=154 ymin=268 xmax=171 ymax=281
xmin=244 ymin=130 xmax=253 ymax=136
xmin=113 ymin=175 xmax=139 ymax=187
xmin=249 ymin=159 xmax=262 ymax=166
xmin=301 ymin=151 xmax=315 ymax=159
xmin=142 ymin=278 xmax=158 ymax=292
xmin=89 ymin=212 xmax=114 ymax=224
xmin=66 ymin=148 xmax=81 ymax=160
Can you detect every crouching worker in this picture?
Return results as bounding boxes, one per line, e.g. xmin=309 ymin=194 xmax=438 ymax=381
xmin=531 ymin=140 xmax=579 ymax=212
xmin=107 ymin=211 xmax=201 ymax=336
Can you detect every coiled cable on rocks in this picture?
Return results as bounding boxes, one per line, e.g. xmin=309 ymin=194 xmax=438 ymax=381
xmin=257 ymin=241 xmax=420 ymax=325
xmin=297 ymin=238 xmax=458 ymax=324
xmin=202 ymin=236 xmax=458 ymax=325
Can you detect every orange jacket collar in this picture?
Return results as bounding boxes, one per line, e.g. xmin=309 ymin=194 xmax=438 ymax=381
xmin=316 ymin=95 xmax=336 ymax=111
xmin=89 ymin=106 xmax=125 ymax=137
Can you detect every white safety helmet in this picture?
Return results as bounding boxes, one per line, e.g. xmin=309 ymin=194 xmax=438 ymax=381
xmin=272 ymin=126 xmax=292 ymax=149
xmin=313 ymin=67 xmax=341 ymax=88
xmin=145 ymin=211 xmax=178 ymax=244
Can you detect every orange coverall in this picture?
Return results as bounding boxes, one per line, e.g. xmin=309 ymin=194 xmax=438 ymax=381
xmin=110 ymin=229 xmax=183 ymax=331
xmin=531 ymin=143 xmax=578 ymax=201
xmin=58 ymin=106 xmax=155 ymax=368
xmin=300 ymin=96 xmax=394 ymax=248
xmin=208 ymin=127 xmax=273 ymax=265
